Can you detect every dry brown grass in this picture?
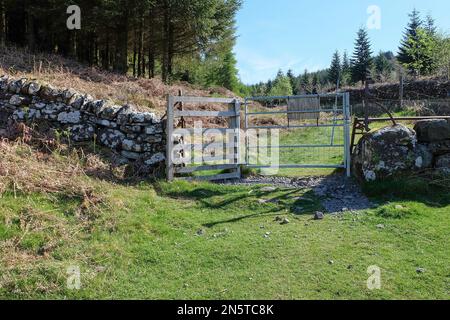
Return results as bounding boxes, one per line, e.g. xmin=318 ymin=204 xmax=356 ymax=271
xmin=0 ymin=46 xmax=236 ymax=115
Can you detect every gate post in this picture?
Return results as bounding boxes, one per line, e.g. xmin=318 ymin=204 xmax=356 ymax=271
xmin=166 ymin=95 xmax=175 ymax=181
xmin=344 ymin=92 xmax=352 ymax=178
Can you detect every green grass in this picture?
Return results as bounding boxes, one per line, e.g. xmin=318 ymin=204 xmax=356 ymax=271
xmin=1 ymin=177 xmax=449 ymax=300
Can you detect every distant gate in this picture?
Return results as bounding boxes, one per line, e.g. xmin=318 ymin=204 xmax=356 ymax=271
xmin=244 ymin=93 xmax=351 ymax=177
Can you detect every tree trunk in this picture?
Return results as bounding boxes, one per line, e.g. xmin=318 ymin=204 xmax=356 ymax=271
xmin=0 ymin=0 xmax=5 ymax=47
xmin=162 ymin=1 xmax=170 ymax=83
xmin=115 ymin=4 xmax=129 ymax=74
xmin=25 ymin=6 xmax=35 ymax=51
xmin=133 ymin=31 xmax=137 ymax=77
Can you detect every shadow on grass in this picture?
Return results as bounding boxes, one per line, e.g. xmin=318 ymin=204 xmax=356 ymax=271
xmin=154 ymin=180 xmax=324 ymax=228
xmin=361 ymin=173 xmax=450 ymax=208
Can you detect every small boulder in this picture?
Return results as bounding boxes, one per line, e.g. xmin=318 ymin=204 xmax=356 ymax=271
xmin=414 ymin=120 xmax=450 ymax=143
xmin=352 ymin=125 xmax=418 ymax=182
xmin=435 ymin=154 xmax=450 ymax=174
xmin=314 ymin=211 xmax=325 ymax=220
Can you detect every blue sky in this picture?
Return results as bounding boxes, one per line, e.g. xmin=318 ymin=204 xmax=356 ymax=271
xmin=235 ymin=0 xmax=450 ymax=84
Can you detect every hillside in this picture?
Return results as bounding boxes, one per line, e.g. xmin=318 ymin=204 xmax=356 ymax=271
xmin=0 ymin=46 xmax=236 ymax=116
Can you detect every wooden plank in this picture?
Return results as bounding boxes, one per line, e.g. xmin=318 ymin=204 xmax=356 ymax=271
xmin=173 ymin=96 xmax=237 ymax=104
xmin=175 ymin=164 xmax=239 ymax=174
xmin=174 ymin=111 xmax=237 ymax=118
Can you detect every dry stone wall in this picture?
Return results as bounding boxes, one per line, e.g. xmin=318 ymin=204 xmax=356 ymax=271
xmin=0 ymin=76 xmax=166 ymax=169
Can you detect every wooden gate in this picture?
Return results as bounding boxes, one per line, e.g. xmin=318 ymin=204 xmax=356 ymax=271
xmin=166 ymin=96 xmax=241 ymax=181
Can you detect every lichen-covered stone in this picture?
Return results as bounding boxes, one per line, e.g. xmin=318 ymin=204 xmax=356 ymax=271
xmin=99 ymin=128 xmax=125 ymax=149
xmin=129 ymin=112 xmax=157 ymax=124
xmin=122 ymin=139 xmax=142 ymax=152
xmin=121 ymin=150 xmax=141 ymax=160
xmin=415 ymin=144 xmax=434 ymax=169
xmin=144 ymin=152 xmax=165 ymax=165
xmin=353 ymin=125 xmax=420 ymax=182
xmin=57 ymin=111 xmax=81 ymax=124
xmin=24 ymin=82 xmax=42 ymax=95
xmin=9 ymin=95 xmax=26 ymax=106
xmin=69 ymin=124 xmax=95 ymax=142
xmin=116 ymin=105 xmax=134 ymax=125
xmin=120 ymin=125 xmax=142 ymax=134
xmin=435 ymin=154 xmax=450 ymax=174
xmin=0 ymin=76 xmax=9 ymax=91
xmin=39 ymin=84 xmax=61 ymax=101
xmin=145 ymin=124 xmax=164 ymax=135
xmin=100 ymin=105 xmax=122 ymax=120
xmin=8 ymin=78 xmax=27 ymax=94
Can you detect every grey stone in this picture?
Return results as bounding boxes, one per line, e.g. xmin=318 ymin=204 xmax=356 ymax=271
xmin=121 ymin=150 xmax=141 ymax=160
xmin=96 ymin=119 xmax=117 ymax=128
xmin=144 ymin=153 xmax=165 ymax=166
xmin=25 ymin=82 xmax=42 ymax=95
xmin=414 ymin=119 xmax=450 ymax=143
xmin=0 ymin=75 xmax=9 ymax=90
xmin=129 ymin=112 xmax=158 ymax=124
xmin=61 ymin=88 xmax=78 ymax=104
xmin=416 ymin=268 xmax=426 ymax=274
xmin=57 ymin=111 xmax=81 ymax=124
xmin=141 ymin=134 xmax=163 ymax=143
xmin=100 ymin=105 xmax=122 ymax=120
xmin=9 ymin=95 xmax=26 ymax=106
xmin=120 ymin=125 xmax=143 ymax=134
xmin=145 ymin=124 xmax=164 ymax=135
xmin=8 ymin=78 xmax=27 ymax=93
xmin=12 ymin=109 xmax=26 ymax=120
xmin=69 ymin=124 xmax=95 ymax=142
xmin=435 ymin=154 xmax=450 ymax=170
xmin=314 ymin=211 xmax=325 ymax=220
xmin=261 ymin=186 xmax=277 ymax=192
xmin=427 ymin=141 xmax=450 ymax=155
xmin=415 ymin=144 xmax=434 ymax=169
xmin=122 ymin=139 xmax=142 ymax=152
xmin=89 ymin=100 xmax=108 ymax=116
xmin=39 ymin=84 xmax=60 ymax=101
xmin=352 ymin=125 xmax=418 ymax=182
xmin=116 ymin=105 xmax=134 ymax=125
xmin=99 ymin=129 xmax=125 ymax=149
xmin=70 ymin=95 xmax=89 ymax=110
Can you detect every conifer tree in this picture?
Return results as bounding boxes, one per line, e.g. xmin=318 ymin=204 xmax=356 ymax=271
xmin=351 ymin=28 xmax=373 ymax=85
xmin=328 ymin=50 xmax=342 ymax=87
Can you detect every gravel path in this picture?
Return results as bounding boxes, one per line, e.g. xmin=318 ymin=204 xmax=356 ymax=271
xmin=223 ymin=175 xmax=373 ymax=214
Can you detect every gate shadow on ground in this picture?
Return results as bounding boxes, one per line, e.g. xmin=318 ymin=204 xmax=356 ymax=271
xmin=154 ymin=182 xmax=323 ymax=228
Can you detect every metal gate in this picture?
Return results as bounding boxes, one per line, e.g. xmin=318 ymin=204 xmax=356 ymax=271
xmin=166 ymin=96 xmax=241 ymax=181
xmin=166 ymin=93 xmax=351 ymax=181
xmin=244 ymin=93 xmax=351 ymax=177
